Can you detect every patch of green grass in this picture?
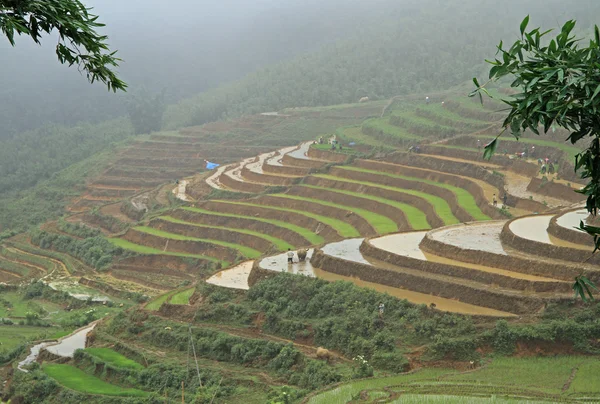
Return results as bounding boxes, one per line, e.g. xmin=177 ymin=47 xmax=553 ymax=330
xmin=314 ymin=174 xmax=459 ymax=226
xmin=477 ymin=134 xmax=581 ymax=160
xmin=44 ymin=364 xmax=149 ymax=397
xmin=169 ymin=287 xmax=195 ymax=305
xmin=160 ymin=216 xmax=293 ymax=251
xmin=215 ymin=200 xmax=360 ymax=238
xmin=181 ymin=207 xmax=324 ymax=245
xmin=423 ymin=103 xmax=490 ymax=125
xmin=336 ymin=126 xmax=392 ymax=149
xmin=134 ymin=226 xmax=262 ymax=259
xmin=0 ymin=326 xmax=50 ymax=351
xmin=363 ymin=117 xmax=423 ymax=141
xmin=145 ymin=289 xmax=178 ymax=311
xmin=308 ymin=368 xmax=453 ymax=404
xmin=339 ymin=166 xmax=490 ymax=221
xmin=311 ymin=143 xmax=359 ymax=155
xmin=392 ymin=110 xmax=458 ymax=132
xmin=272 ymin=194 xmax=398 ymax=235
xmin=107 ymin=238 xmax=228 ymax=266
xmin=301 ymin=184 xmax=430 ymax=230
xmin=48 ymin=329 xmax=74 ymax=340
xmin=569 ymin=359 xmax=600 ymax=394
xmin=84 ymin=348 xmax=144 ymax=370
xmin=445 ymin=356 xmax=581 ymax=394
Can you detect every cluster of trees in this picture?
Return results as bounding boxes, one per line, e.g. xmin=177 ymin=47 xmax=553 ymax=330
xmin=30 ymin=230 xmax=131 ymax=270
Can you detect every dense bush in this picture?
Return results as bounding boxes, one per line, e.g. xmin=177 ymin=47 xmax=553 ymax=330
xmin=58 ymin=221 xmax=102 ymax=239
xmin=30 ymin=230 xmax=133 ymax=270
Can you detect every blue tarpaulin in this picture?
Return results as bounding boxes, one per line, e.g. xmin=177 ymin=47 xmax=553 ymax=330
xmin=205 ymin=161 xmax=220 ymax=170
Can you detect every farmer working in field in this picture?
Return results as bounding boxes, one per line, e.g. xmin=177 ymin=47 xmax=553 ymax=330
xmin=378 ymin=302 xmax=385 ymax=318
xmin=287 ymin=248 xmax=294 ymax=264
xmin=492 ymin=194 xmax=497 ymax=207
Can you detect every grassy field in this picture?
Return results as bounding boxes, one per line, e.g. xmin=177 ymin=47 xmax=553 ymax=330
xmin=85 ymin=347 xmax=144 ymax=370
xmin=160 ymin=215 xmax=294 ymax=251
xmin=169 ymin=287 xmax=195 ymax=305
xmin=216 ymin=200 xmax=361 ymax=238
xmin=0 ymin=325 xmax=50 ymax=351
xmin=272 ymin=194 xmax=398 ymax=234
xmin=145 ymin=289 xmax=179 ymax=311
xmin=314 ymin=174 xmax=459 ymax=226
xmin=363 ymin=117 xmax=423 ymax=141
xmin=421 ymin=103 xmax=490 ymax=125
xmin=339 ymin=166 xmax=490 ymax=221
xmin=336 ymin=126 xmax=393 ymax=149
xmin=181 ymin=207 xmax=325 ymax=245
xmin=476 ymin=134 xmax=581 ymax=160
xmin=309 ymin=356 xmax=600 ymax=404
xmin=134 ymin=226 xmax=262 ymax=259
xmin=107 ymin=238 xmax=229 ymax=266
xmin=44 ymin=364 xmax=149 ymax=397
xmin=301 ymin=184 xmax=430 ymax=230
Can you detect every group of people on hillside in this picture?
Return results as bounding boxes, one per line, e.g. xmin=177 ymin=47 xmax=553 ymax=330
xmin=287 ymin=248 xmax=308 ymax=264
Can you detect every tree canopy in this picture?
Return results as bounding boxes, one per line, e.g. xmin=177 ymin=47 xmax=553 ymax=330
xmin=471 ymin=17 xmax=600 ymax=300
xmin=0 ymin=0 xmax=126 ymax=91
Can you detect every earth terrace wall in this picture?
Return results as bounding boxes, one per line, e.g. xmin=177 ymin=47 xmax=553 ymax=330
xmin=219 ymin=172 xmax=267 ymax=194
xmin=92 ymin=176 xmax=166 ymax=188
xmin=329 ymin=166 xmax=472 ymax=223
xmin=303 ymin=175 xmax=441 ymax=229
xmin=169 ymin=209 xmax=312 ymax=246
xmin=79 ymin=277 xmax=136 ymax=300
xmin=88 ymin=188 xmax=138 ymax=199
xmin=353 ymin=159 xmax=503 ymax=220
xmin=307 ymin=147 xmax=348 ymax=163
xmin=113 ymin=157 xmax=204 ymax=168
xmin=360 ymin=238 xmax=570 ymax=293
xmin=197 ymin=201 xmax=340 ymax=242
xmin=288 ymin=185 xmax=411 ymax=230
xmin=500 ymin=217 xmax=600 ymax=279
xmin=263 ymin=161 xmax=311 ymax=177
xmin=116 ymin=254 xmax=210 ymax=273
xmin=382 ymin=152 xmax=547 ymax=212
xmin=443 ymin=100 xmax=505 ymax=121
xmin=310 ymin=249 xmax=549 ymax=315
xmin=419 ymin=225 xmax=580 ymax=281
xmin=527 ymin=178 xmax=585 ymax=204
xmin=282 ymin=153 xmax=327 ymax=169
xmin=247 ymin=260 xmax=278 ymax=287
xmin=445 ymin=136 xmax=567 ymax=161
xmin=241 ymin=166 xmax=298 ymax=186
xmin=150 ymin=218 xmax=275 ymax=253
xmin=331 ymin=167 xmax=473 ymax=222
xmin=413 ymin=108 xmax=490 ymax=131
xmin=104 ymin=167 xmax=197 ymax=180
xmin=110 ymin=270 xmax=173 ymax=290
xmin=547 ymin=211 xmax=594 ymax=248
xmin=253 ymin=195 xmax=376 ymax=237
xmin=122 ymin=228 xmax=239 ymax=262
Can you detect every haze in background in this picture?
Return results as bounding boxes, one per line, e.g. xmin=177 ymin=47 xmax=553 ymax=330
xmin=0 ymin=0 xmax=597 ymax=137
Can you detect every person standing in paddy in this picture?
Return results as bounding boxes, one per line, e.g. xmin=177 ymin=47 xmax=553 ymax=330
xmin=287 ymin=248 xmax=294 ymax=264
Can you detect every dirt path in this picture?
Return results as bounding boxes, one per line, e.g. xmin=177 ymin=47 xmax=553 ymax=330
xmin=172 ymin=180 xmax=192 ymax=202
xmin=8 ymin=246 xmax=70 ymax=278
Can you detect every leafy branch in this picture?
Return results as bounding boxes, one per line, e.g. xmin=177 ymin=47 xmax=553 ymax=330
xmin=0 ymin=0 xmax=126 ymax=91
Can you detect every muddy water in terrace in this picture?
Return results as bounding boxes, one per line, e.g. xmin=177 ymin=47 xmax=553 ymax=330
xmin=45 ymin=323 xmax=96 ymax=358
xmin=321 ymin=238 xmax=372 ymax=264
xmin=206 ymin=164 xmax=231 ymax=189
xmin=288 ymin=141 xmax=312 ymax=160
xmin=556 ymin=209 xmax=587 ymax=232
xmin=510 ymin=215 xmax=590 ymax=250
xmin=370 ymin=232 xmax=427 ymax=259
xmin=259 ymin=249 xmax=317 ymax=276
xmin=247 ymin=152 xmax=275 ymax=174
xmin=267 ymin=146 xmax=297 ymax=166
xmin=429 ymin=222 xmax=507 ymax=254
xmin=206 ymin=261 xmax=253 ymax=290
xmin=225 ymin=157 xmax=254 ymax=181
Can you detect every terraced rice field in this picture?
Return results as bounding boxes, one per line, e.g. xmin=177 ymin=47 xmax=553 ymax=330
xmin=44 ymin=364 xmax=149 ymax=397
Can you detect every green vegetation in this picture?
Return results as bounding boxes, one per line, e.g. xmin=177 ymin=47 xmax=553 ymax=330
xmin=44 ymin=364 xmax=149 ymax=397
xmin=336 ymin=125 xmax=392 ymax=149
xmin=314 ymin=174 xmax=459 ymax=225
xmin=214 ymin=200 xmax=361 ymax=238
xmin=182 ymin=207 xmax=324 ymax=245
xmin=84 ymin=348 xmax=144 ymax=370
xmin=134 ymin=226 xmax=262 ymax=259
xmin=339 ymin=166 xmax=490 ymax=221
xmin=169 ymin=287 xmax=195 ymax=305
xmin=301 ymin=184 xmax=430 ymax=230
xmin=145 ymin=289 xmax=178 ymax=311
xmin=107 ymin=238 xmax=228 ymax=266
xmin=160 ymin=215 xmax=294 ymax=250
xmin=362 ymin=117 xmax=422 ymax=144
xmin=272 ymin=194 xmax=398 ymax=234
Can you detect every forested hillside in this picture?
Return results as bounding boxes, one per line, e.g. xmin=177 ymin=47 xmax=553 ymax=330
xmin=164 ymin=0 xmax=600 ymax=128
